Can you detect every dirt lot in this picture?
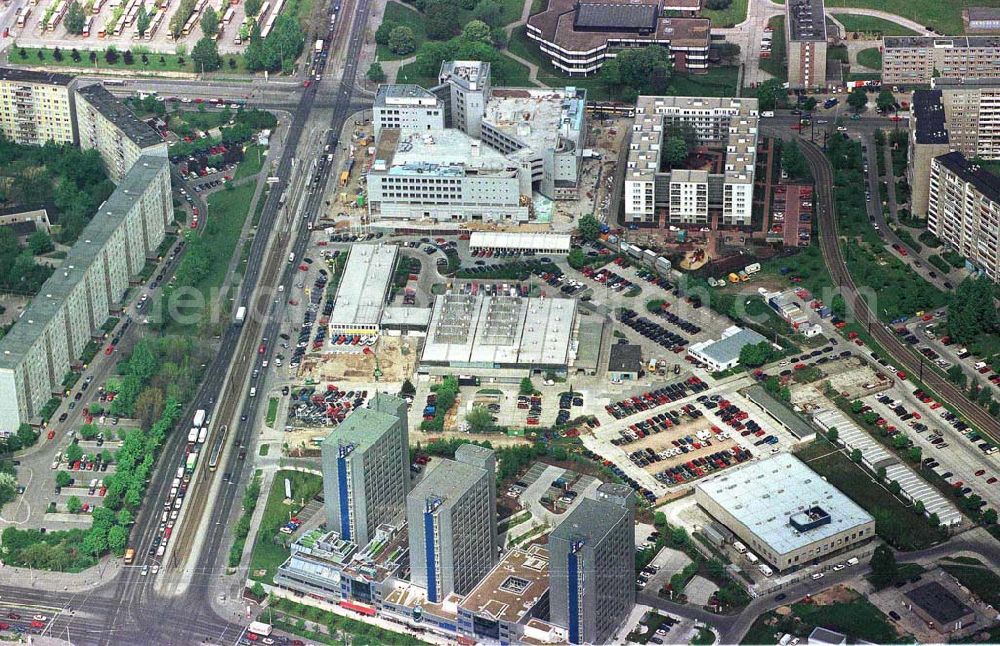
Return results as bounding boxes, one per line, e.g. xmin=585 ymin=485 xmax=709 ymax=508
xmin=789 ymin=356 xmax=889 ymax=410
xmin=297 ymin=335 xmax=418 ymax=382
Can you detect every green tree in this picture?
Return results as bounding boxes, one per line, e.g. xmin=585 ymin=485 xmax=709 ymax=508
xmin=107 ymin=525 xmax=128 ymax=554
xmin=117 ymin=509 xmax=133 ymax=526
xmin=461 ymin=19 xmax=491 ymax=44
xmin=65 ymin=1 xmax=86 ymax=34
xmin=472 ymin=0 xmax=504 ymax=27
xmin=56 ymin=471 xmax=72 ymax=488
xmin=244 ymin=0 xmax=262 ymax=17
xmin=801 ymin=97 xmax=817 ymax=111
xmin=946 ymin=363 xmax=966 ymax=386
xmin=425 ymin=1 xmax=460 ymax=39
xmin=250 ymin=581 xmax=266 ymax=598
xmin=367 ymin=61 xmax=387 ymax=83
xmin=928 ymin=512 xmax=939 ymax=527
xmin=567 ymin=248 xmax=588 ymax=270
xmin=401 ymin=379 xmax=416 ymax=396
xmin=982 ymin=508 xmax=997 ymax=525
xmin=876 ymin=89 xmax=896 ymax=113
xmin=200 ymin=6 xmax=219 ymax=37
xmin=375 ymin=20 xmax=396 ymax=45
xmin=915 ymin=500 xmax=925 ymax=515
xmin=67 ymin=496 xmax=83 ymax=514
xmin=755 ymin=78 xmax=784 ymax=112
xmin=781 ymin=139 xmax=809 ymax=180
xmin=136 ymin=4 xmax=150 ymax=36
xmin=578 ymin=214 xmax=601 ymax=242
xmin=191 ymin=36 xmax=221 ymax=72
xmin=519 ymin=377 xmax=535 ymax=396
xmin=27 ymin=230 xmax=54 ymax=255
xmin=738 ymin=341 xmax=777 ymax=368
xmin=826 ymin=427 xmax=838 ymax=444
xmin=388 ymin=26 xmax=416 ymax=55
xmin=948 ymin=277 xmax=1000 ymax=344
xmin=848 ymin=87 xmax=868 ymax=112
xmin=465 ymin=405 xmax=495 ymax=434
xmin=869 ymin=543 xmax=897 ymax=587
xmin=65 ymin=443 xmax=83 ymax=465
xmin=850 ymin=448 xmax=862 ymax=463
xmin=663 ymin=137 xmax=688 ymax=168
xmin=908 ymin=446 xmax=922 ymax=462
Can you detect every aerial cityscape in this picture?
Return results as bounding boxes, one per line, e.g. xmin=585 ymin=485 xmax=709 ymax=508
xmin=0 ymin=0 xmax=998 ymax=642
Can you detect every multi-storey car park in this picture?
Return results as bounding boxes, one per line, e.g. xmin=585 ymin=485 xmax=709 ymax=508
xmin=0 ymin=69 xmax=75 ymax=146
xmin=525 ymin=0 xmax=710 ymax=77
xmin=625 ymin=96 xmax=758 ymax=227
xmin=882 ymin=36 xmax=1000 ymax=85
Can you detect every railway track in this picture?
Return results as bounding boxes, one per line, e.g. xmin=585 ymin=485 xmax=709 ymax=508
xmin=800 ymin=138 xmax=1000 ymax=441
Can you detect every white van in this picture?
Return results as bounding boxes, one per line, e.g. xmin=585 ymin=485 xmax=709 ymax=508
xmin=733 ymin=540 xmax=747 ymax=554
xmin=746 ymin=552 xmax=759 ymax=564
xmin=288 ymin=253 xmax=295 ymax=263
xmin=249 ymin=387 xmax=257 ymax=398
xmin=759 ymin=564 xmax=773 ymax=577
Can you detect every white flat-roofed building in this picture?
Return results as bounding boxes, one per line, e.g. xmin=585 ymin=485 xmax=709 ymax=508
xmin=695 ymin=453 xmax=876 ymax=571
xmin=687 ymin=325 xmax=767 ymax=372
xmin=468 ymin=231 xmax=571 ymax=254
xmin=373 ymin=84 xmax=445 ymax=138
xmin=419 ymin=293 xmax=579 ymax=380
xmin=327 ymin=244 xmax=399 ymax=337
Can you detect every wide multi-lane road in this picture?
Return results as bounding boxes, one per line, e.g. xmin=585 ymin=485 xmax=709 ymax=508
xmin=796 ymin=138 xmax=1000 ymax=441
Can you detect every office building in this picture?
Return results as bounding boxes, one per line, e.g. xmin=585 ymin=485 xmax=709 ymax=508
xmin=549 ymin=483 xmax=635 ymax=645
xmin=687 ymin=325 xmax=768 ymax=372
xmin=927 ymin=152 xmax=1000 ymax=283
xmin=457 ymin=544 xmax=556 ymax=644
xmin=326 ymin=244 xmax=399 ymax=338
xmin=438 ymin=61 xmax=492 ymax=139
xmin=525 ymin=0 xmax=710 ymax=77
xmin=608 ymin=343 xmax=642 ymax=381
xmin=883 ymin=37 xmax=1000 ymax=85
xmin=625 ymin=96 xmax=758 ymax=227
xmin=0 ymin=156 xmax=171 ymax=433
xmin=785 ymin=0 xmax=828 ymax=90
xmin=965 ymin=7 xmax=1000 ymax=33
xmin=0 ymin=68 xmax=75 ymax=145
xmin=321 ymin=392 xmax=410 ymax=546
xmin=75 ymin=83 xmax=168 ymax=182
xmin=406 ymin=448 xmax=498 ymax=602
xmin=373 ymin=85 xmax=445 ymax=138
xmin=695 ymin=453 xmax=876 ymax=571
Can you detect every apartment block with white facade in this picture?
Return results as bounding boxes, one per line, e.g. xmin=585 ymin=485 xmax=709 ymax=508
xmin=928 ymin=152 xmax=1000 ymax=283
xmin=883 ymin=37 xmax=1000 ymax=85
xmin=0 ymin=156 xmax=171 ymax=433
xmin=625 ymin=95 xmax=758 ymax=227
xmin=0 ymin=68 xmax=75 ymax=146
xmin=75 ymin=83 xmax=168 ymax=182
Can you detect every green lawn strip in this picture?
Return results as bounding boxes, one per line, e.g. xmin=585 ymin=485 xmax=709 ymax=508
xmin=501 ymin=54 xmax=533 ymax=86
xmin=270 ymin=596 xmax=431 ymax=646
xmin=701 ymin=0 xmax=748 ymax=28
xmin=790 ymin=595 xmax=900 ymax=644
xmin=856 ymin=47 xmax=882 ymax=70
xmin=376 ymin=2 xmax=427 ymax=61
xmin=248 ymin=469 xmax=323 ymax=584
xmin=759 ymin=16 xmax=786 ymax=81
xmin=395 ymin=61 xmax=438 ymax=88
xmin=168 ymin=108 xmax=233 ymax=138
xmin=235 ymin=144 xmax=267 ymax=180
xmin=824 ymin=0 xmax=969 ymax=35
xmin=834 ymin=13 xmax=919 ymax=36
xmin=265 ymin=397 xmax=279 ymax=427
xmin=940 ymin=561 xmax=1000 ymax=608
xmin=12 ymin=47 xmax=246 ymax=72
xmin=794 ymin=440 xmax=942 ymax=550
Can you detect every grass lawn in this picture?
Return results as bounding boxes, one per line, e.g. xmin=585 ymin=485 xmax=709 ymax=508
xmin=824 ymin=0 xmax=973 ymax=35
xmin=791 ymin=595 xmax=900 ymax=644
xmin=167 ymin=108 xmax=233 ymax=138
xmin=702 ymin=0 xmax=748 ymax=28
xmin=265 ymin=397 xmax=279 ymax=427
xmin=248 ymin=469 xmax=323 ymax=584
xmin=376 ymin=1 xmax=427 ymax=61
xmin=794 ymin=440 xmax=942 ymax=550
xmin=667 ymin=67 xmax=739 ymax=97
xmin=11 ymin=47 xmax=245 ymax=73
xmin=940 ymin=559 xmax=1000 ymax=608
xmin=501 ymin=54 xmax=534 ymax=86
xmin=395 ymin=61 xmax=439 ymax=88
xmin=759 ymin=16 xmax=786 ymax=81
xmin=834 ymin=13 xmax=919 ymax=36
xmin=235 ymin=144 xmax=266 ymax=180
xmin=743 ymin=611 xmax=782 ymax=645
xmin=856 ymin=47 xmax=882 ymax=70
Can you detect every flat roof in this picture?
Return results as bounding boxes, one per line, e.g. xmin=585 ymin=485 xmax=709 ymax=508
xmin=885 ymin=35 xmax=1000 ymax=49
xmin=574 ymin=1 xmax=658 ymax=29
xmin=550 ymin=495 xmax=628 ymax=546
xmin=912 ymin=90 xmax=949 ymax=145
xmin=934 ymin=151 xmax=1000 ymax=203
xmin=327 ymin=244 xmax=398 ymax=328
xmin=689 ymin=325 xmax=767 ymax=366
xmin=380 ymin=306 xmax=432 ymax=329
xmin=76 ymin=83 xmax=164 ymax=148
xmin=420 ymin=293 xmax=576 ymax=367
xmin=695 ymin=453 xmax=874 ymax=556
xmin=459 ymin=544 xmax=550 ymax=624
xmin=608 ymin=343 xmax=642 ymax=372
xmin=408 ymin=457 xmax=486 ymax=510
xmin=786 ymin=0 xmax=826 ymax=42
xmin=375 ymin=84 xmax=441 ymax=108
xmin=284 ymin=522 xmax=409 ymax=584
xmin=0 ymin=156 xmax=169 ymax=370
xmin=743 ymin=385 xmax=814 ymax=439
xmin=321 ymin=397 xmax=401 ymax=456
xmin=906 ymin=582 xmax=974 ymax=623
xmin=967 ymin=7 xmax=1000 ymax=21
xmin=485 ymin=87 xmax=586 ymax=158
xmin=439 ymin=60 xmax=490 ymax=91
xmin=469 ymin=231 xmax=571 ymax=251
xmin=0 ymin=67 xmax=73 ymax=86
xmin=371 ymin=128 xmax=516 ymax=178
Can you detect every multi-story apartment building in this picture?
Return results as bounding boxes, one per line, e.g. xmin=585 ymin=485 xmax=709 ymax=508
xmin=785 ymin=0 xmax=828 ymax=90
xmin=549 ymin=483 xmax=635 ymax=645
xmin=406 ymin=448 xmax=497 ymax=602
xmin=883 ymin=37 xmax=1000 ymax=85
xmin=75 ymin=83 xmax=168 ymax=182
xmin=625 ymin=96 xmax=758 ymax=227
xmin=0 ymin=69 xmax=75 ymax=146
xmin=321 ymin=393 xmax=410 ymax=546
xmin=0 ymin=156 xmax=171 ymax=432
xmin=525 ymin=0 xmax=709 ymax=77
xmin=373 ymin=85 xmax=445 ymax=139
xmin=966 ymin=8 xmax=1000 ymax=33
xmin=928 ymin=152 xmax=1000 ymax=283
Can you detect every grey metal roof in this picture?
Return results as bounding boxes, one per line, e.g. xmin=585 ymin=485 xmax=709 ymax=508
xmin=573 ymin=2 xmax=659 ymax=30
xmin=934 ymin=151 xmax=1000 ymax=203
xmin=408 ymin=457 xmax=486 ymax=509
xmin=743 ymin=385 xmax=814 ymax=439
xmin=912 ymin=90 xmax=949 ymax=145
xmin=695 ymin=453 xmax=874 ymax=556
xmin=0 ymin=156 xmax=169 ymax=370
xmin=327 ymin=244 xmax=398 ymax=328
xmin=321 ymin=406 xmax=399 ymax=453
xmin=608 ymin=343 xmax=642 ymax=373
xmin=374 ymin=84 xmax=441 ymax=107
xmin=76 ymin=83 xmax=165 ymax=148
xmin=967 ymin=7 xmax=1000 ymax=22
xmin=906 ymin=582 xmax=973 ymax=623
xmin=807 ymin=627 xmax=846 ymax=645
xmin=0 ymin=67 xmax=73 ymax=86
xmin=550 ymin=495 xmax=628 ymax=546
xmin=695 ymin=327 xmax=767 ymax=366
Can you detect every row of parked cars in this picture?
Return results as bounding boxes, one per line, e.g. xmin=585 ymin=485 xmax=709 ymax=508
xmin=654 ymin=446 xmax=754 ymax=486
xmin=619 ymin=309 xmax=689 ymax=353
xmin=288 ymin=386 xmax=368 ymax=427
xmin=647 ymin=302 xmax=703 ymax=336
xmin=611 ymin=404 xmax=704 ymax=448
xmin=582 ymin=447 xmax=657 ymax=504
xmin=605 ymin=377 xmax=709 ymax=419
xmin=580 ymin=265 xmax=636 ymax=293
xmin=635 ymin=268 xmax=672 ymax=291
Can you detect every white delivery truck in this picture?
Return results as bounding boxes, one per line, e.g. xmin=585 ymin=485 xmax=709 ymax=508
xmin=198 ymin=427 xmax=208 ymax=444
xmin=746 ymin=552 xmax=759 ymax=565
xmin=733 ymin=540 xmax=747 ymax=554
xmin=234 ymin=306 xmax=246 ymax=326
xmin=187 ymin=427 xmax=198 ymax=443
xmin=192 ymin=409 xmax=206 ymax=428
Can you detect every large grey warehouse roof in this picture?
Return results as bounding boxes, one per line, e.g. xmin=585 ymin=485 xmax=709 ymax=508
xmin=573 ymin=2 xmax=659 ymax=30
xmin=0 ymin=67 xmax=73 ymax=86
xmin=0 ymin=156 xmax=169 ymax=370
xmin=691 ymin=326 xmax=767 ymax=366
xmin=76 ymin=83 xmax=164 ymax=148
xmin=695 ymin=453 xmax=874 ymax=556
xmin=327 ymin=244 xmax=399 ymax=328
xmin=408 ymin=457 xmax=485 ymax=509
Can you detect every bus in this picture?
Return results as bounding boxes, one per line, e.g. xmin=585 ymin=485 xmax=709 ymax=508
xmin=208 ymin=425 xmax=227 ymax=471
xmin=102 ymin=78 xmax=126 ymax=86
xmin=124 ymin=548 xmax=136 ymax=564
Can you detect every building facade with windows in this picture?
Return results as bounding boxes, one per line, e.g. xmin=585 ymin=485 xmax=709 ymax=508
xmin=785 ymin=0 xmax=828 ymax=90
xmin=373 ymin=85 xmax=445 ymax=138
xmin=0 ymin=156 xmax=171 ymax=433
xmin=625 ymin=95 xmax=758 ymax=227
xmin=321 ymin=393 xmax=411 ymax=547
xmin=0 ymin=69 xmax=75 ymax=145
xmin=549 ymin=483 xmax=635 ymax=645
xmin=75 ymin=83 xmax=168 ymax=182
xmin=883 ymin=37 xmax=1000 ymax=85
xmin=928 ymin=151 xmax=1000 ymax=283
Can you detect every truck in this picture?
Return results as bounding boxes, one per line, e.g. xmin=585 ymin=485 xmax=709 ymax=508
xmin=248 ymin=622 xmax=273 ymax=637
xmin=193 ymin=409 xmax=206 ymax=428
xmin=185 ymin=452 xmax=198 ymax=474
xmin=124 ymin=548 xmax=136 ymax=564
xmin=234 ymin=306 xmax=246 ymax=326
xmin=187 ymin=427 xmax=198 ymax=443
xmin=314 ymin=38 xmax=323 ymax=54
xmin=197 ymin=427 xmax=208 ymax=444
xmin=744 ymin=262 xmax=761 ymax=275
xmin=339 ymin=170 xmax=349 ymax=186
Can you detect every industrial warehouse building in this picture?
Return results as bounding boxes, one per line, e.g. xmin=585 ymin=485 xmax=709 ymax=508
xmin=695 ymin=453 xmax=876 ymax=571
xmin=326 ymin=244 xmax=400 ymax=338
xmin=468 ymin=231 xmax=571 ymax=254
xmin=419 ymin=293 xmax=585 ymax=380
xmin=0 ymin=69 xmax=75 ymax=146
xmin=0 ymin=156 xmax=172 ymax=433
